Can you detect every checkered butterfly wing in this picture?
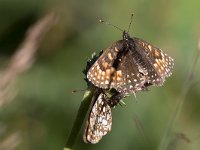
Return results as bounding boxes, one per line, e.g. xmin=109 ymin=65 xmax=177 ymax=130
xmin=83 ymin=92 xmax=112 ymax=144
xmin=132 ymin=37 xmax=174 ymax=80
xmin=87 ymin=35 xmax=174 ymax=94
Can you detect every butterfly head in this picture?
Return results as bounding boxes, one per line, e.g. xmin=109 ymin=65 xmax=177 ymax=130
xmin=123 ymin=31 xmax=131 ymax=41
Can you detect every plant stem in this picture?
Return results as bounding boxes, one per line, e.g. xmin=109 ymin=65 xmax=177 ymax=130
xmin=64 ymin=88 xmax=95 ymax=150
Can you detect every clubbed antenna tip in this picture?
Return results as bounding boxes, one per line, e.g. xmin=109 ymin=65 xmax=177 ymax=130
xmin=99 ymin=19 xmax=104 ymax=23
xmin=98 ymin=19 xmax=123 ymax=32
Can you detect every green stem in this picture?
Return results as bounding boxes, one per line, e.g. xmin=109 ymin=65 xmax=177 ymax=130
xmin=64 ymin=88 xmax=95 ymax=150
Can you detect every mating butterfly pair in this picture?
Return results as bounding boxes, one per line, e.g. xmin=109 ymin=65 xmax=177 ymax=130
xmin=83 ymin=24 xmax=174 ymax=144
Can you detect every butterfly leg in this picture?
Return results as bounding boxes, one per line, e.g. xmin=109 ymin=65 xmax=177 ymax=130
xmin=108 ymin=92 xmax=125 ymax=107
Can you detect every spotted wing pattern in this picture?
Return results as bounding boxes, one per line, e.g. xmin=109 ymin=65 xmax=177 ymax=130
xmin=83 ymin=92 xmax=112 ymax=144
xmin=87 ymin=41 xmax=124 ymax=89
xmin=133 ymin=37 xmax=174 ymax=82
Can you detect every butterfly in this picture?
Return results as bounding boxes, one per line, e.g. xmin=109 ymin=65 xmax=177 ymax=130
xmin=83 ymin=88 xmax=122 ymax=144
xmin=87 ymin=31 xmax=174 ymax=94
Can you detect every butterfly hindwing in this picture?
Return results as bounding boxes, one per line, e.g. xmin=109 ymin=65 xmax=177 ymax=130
xmin=133 ymin=37 xmax=174 ymax=83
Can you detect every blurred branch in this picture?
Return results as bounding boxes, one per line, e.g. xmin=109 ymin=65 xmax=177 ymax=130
xmin=158 ymin=39 xmax=200 ymax=150
xmin=0 ymin=13 xmax=57 ymax=107
xmin=166 ymin=132 xmax=191 ymax=150
xmin=0 ymin=132 xmax=21 ymax=150
xmin=133 ymin=114 xmax=151 ymax=148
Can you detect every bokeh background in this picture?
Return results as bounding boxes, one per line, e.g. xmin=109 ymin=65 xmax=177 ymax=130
xmin=0 ymin=0 xmax=200 ymax=150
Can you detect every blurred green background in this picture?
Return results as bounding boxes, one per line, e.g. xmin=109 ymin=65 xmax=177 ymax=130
xmin=0 ymin=0 xmax=200 ymax=150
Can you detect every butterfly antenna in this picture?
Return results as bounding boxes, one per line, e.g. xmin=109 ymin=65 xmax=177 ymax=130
xmin=99 ymin=19 xmax=123 ymax=32
xmin=72 ymin=89 xmax=86 ymax=93
xmin=127 ymin=13 xmax=134 ymax=33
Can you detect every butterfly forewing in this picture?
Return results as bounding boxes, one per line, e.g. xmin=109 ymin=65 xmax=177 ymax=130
xmin=87 ymin=41 xmax=124 ymax=89
xmin=84 ymin=93 xmax=112 ymax=144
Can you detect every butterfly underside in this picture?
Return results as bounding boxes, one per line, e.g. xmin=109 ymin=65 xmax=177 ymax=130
xmin=87 ymin=33 xmax=174 ymax=94
xmin=83 ymin=92 xmax=112 ymax=144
